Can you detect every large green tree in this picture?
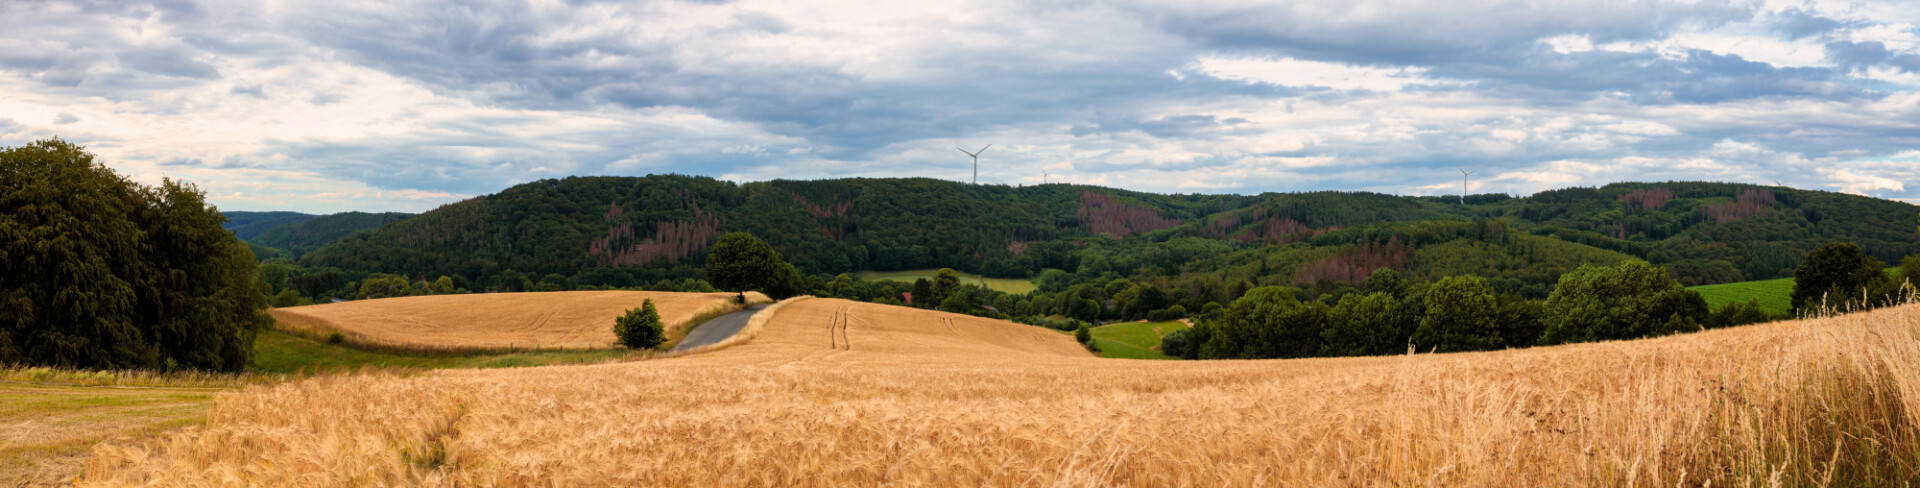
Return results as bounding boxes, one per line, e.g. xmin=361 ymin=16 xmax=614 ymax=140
xmin=705 ymin=232 xmax=801 ymax=299
xmin=1790 ymin=241 xmax=1893 ymax=314
xmin=1539 ymin=260 xmax=1706 ymax=345
xmin=0 ymin=139 xmax=266 ymax=371
xmin=1413 ymin=276 xmax=1502 ymax=352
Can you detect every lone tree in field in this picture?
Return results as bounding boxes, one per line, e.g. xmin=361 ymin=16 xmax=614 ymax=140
xmin=614 ymin=299 xmax=664 ymax=349
xmin=0 ymin=138 xmax=267 ymax=372
xmin=705 ymin=232 xmax=802 ymax=299
xmin=1791 ymin=241 xmax=1893 ymax=314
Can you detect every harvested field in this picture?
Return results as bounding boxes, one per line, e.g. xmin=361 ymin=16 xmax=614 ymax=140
xmin=266 ymin=291 xmax=739 ymax=350
xmin=85 ymin=299 xmax=1920 ymax=486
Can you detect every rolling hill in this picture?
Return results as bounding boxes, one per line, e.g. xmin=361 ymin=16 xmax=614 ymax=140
xmin=282 ymin=177 xmax=1919 ymax=298
xmin=220 ymin=211 xmax=315 ymax=240
xmin=248 ymin=211 xmax=413 ymax=256
xmin=265 ymin=291 xmax=742 ymax=350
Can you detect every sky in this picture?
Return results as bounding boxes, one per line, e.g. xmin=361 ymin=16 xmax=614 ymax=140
xmin=2 ymin=0 xmax=1918 ymax=213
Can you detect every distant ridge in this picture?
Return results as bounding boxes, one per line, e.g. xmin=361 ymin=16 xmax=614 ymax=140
xmin=284 ymin=176 xmax=1918 ymax=293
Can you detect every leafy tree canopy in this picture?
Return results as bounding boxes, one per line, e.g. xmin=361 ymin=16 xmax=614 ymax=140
xmin=1791 ymin=241 xmax=1893 ymax=313
xmin=0 ymin=138 xmax=266 ymax=372
xmin=705 ymin=232 xmax=802 ymax=299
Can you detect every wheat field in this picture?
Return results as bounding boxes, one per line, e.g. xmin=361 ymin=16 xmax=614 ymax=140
xmin=84 ymin=298 xmax=1920 ymax=486
xmin=265 ymin=291 xmax=739 ymax=349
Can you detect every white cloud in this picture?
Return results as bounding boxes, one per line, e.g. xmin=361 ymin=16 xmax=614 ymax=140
xmin=1191 ymin=56 xmax=1435 ymax=91
xmin=1823 ymin=168 xmax=1906 ymax=195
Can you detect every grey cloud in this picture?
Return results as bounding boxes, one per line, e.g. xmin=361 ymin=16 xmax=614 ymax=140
xmin=53 ymin=112 xmax=79 ymax=124
xmin=117 ymin=45 xmax=220 ymax=79
xmin=1828 ymin=40 xmax=1892 ymax=66
xmin=1071 ymin=114 xmax=1252 ymax=139
xmin=732 ymin=11 xmax=793 ymax=34
xmin=1772 ymin=8 xmax=1844 ymax=39
xmin=1138 ymin=0 xmax=1751 ymax=66
xmin=230 ymin=83 xmax=264 ymax=97
xmin=1826 ymin=41 xmax=1920 ymax=73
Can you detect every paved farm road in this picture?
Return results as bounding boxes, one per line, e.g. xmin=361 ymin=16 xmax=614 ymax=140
xmin=673 ymin=304 xmax=768 ymax=351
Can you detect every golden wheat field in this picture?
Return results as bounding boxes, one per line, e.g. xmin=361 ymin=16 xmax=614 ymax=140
xmin=265 ymin=291 xmax=741 ymax=349
xmin=84 ymin=298 xmax=1920 ymax=486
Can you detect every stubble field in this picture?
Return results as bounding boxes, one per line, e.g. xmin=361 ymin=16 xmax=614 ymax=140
xmin=83 ymin=298 xmax=1920 ymax=486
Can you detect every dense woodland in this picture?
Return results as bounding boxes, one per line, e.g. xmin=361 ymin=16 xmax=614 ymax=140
xmin=248 ymin=175 xmax=1919 ymax=298
xmin=221 ymin=174 xmax=1920 ymax=360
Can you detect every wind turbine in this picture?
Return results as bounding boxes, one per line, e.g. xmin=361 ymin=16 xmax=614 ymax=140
xmin=957 ymin=144 xmax=991 ymax=185
xmin=1457 ymin=168 xmax=1475 ymax=205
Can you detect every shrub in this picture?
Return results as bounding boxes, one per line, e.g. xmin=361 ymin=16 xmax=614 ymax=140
xmin=1146 ymin=305 xmax=1187 ymax=322
xmin=614 ymin=299 xmax=665 ymax=349
xmin=1705 ymin=300 xmax=1773 ymax=329
xmin=1160 ymin=328 xmax=1193 ymax=359
xmin=1074 ymin=324 xmax=1092 ymax=344
xmin=326 ymin=333 xmax=345 ymax=345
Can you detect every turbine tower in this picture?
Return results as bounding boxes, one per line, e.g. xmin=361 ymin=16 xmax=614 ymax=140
xmin=1457 ymin=168 xmax=1475 ymax=205
xmin=957 ymin=144 xmax=991 ymax=185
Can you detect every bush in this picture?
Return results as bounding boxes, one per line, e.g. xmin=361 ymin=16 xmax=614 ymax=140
xmin=1146 ymin=305 xmax=1187 ymax=322
xmin=1705 ymin=300 xmax=1773 ymax=329
xmin=1160 ymin=328 xmax=1194 ymax=359
xmin=614 ymin=299 xmax=665 ymax=349
xmin=1074 ymin=324 xmax=1092 ymax=344
xmin=326 ymin=333 xmax=345 ymax=345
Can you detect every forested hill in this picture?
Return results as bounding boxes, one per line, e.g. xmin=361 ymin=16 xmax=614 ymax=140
xmin=222 ymin=211 xmax=315 ymax=241
xmin=249 ymin=211 xmax=413 ymax=256
xmin=293 ymin=176 xmax=1920 ymax=293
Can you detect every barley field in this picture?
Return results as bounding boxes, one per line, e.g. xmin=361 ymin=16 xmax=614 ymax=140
xmin=265 ymin=291 xmax=743 ymax=350
xmin=84 ymin=298 xmax=1920 ymax=486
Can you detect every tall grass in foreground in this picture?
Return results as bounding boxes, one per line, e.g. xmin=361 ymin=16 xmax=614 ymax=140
xmin=79 ymin=299 xmax=1920 ymax=486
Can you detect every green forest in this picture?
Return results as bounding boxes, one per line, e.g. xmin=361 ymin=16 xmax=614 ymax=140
xmin=254 ymin=175 xmax=1918 ymax=298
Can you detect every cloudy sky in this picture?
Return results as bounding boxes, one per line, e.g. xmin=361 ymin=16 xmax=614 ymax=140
xmin=2 ymin=0 xmax=1917 ymax=213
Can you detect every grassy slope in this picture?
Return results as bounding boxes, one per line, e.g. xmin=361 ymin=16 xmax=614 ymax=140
xmin=1685 ymin=268 xmax=1900 ymax=317
xmin=855 ymin=269 xmax=1038 ymax=294
xmin=1689 ymin=278 xmax=1795 ymax=316
xmin=248 ymin=330 xmax=638 ymax=374
xmin=1090 ymin=321 xmax=1188 ymax=360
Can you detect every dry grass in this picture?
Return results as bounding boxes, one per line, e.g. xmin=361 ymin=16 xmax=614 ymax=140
xmin=267 ymin=291 xmax=744 ymax=351
xmin=81 ymin=299 xmax=1920 ymax=486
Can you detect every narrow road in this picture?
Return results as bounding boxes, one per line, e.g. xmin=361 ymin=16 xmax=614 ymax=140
xmin=673 ymin=304 xmax=768 ymax=351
